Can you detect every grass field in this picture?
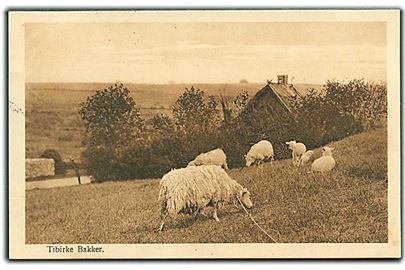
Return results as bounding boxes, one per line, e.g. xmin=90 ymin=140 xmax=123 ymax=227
xmin=26 ymin=128 xmax=387 ymax=244
xmin=25 ymin=82 xmax=323 ymax=160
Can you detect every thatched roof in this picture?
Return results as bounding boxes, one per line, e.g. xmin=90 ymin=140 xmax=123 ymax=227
xmin=245 ymin=82 xmax=301 ymax=114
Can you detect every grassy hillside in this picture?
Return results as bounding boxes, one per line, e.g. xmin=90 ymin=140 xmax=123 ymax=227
xmin=25 ymin=82 xmax=322 ymax=160
xmin=26 ymin=128 xmax=387 ymax=243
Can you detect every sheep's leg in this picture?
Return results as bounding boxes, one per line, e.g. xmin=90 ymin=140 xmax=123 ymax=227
xmin=296 ymin=154 xmax=301 ymax=167
xmin=158 ymin=220 xmax=165 ymax=233
xmin=158 ymin=213 xmax=168 ymax=233
xmin=292 ymin=152 xmax=296 ymax=166
xmin=213 ymin=204 xmax=220 ymax=222
xmin=297 ymin=155 xmax=302 ymax=167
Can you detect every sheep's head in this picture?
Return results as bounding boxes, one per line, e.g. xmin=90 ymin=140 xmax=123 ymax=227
xmin=244 ymin=154 xmax=254 ymax=167
xmin=239 ymin=188 xmax=253 ymax=209
xmin=322 ymin=147 xmax=334 ymax=157
xmin=285 ymin=140 xmax=296 ymax=150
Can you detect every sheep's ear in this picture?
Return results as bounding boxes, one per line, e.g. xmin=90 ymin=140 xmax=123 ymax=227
xmin=330 ymin=147 xmax=335 ymax=151
xmin=285 ymin=142 xmax=289 ymax=145
xmin=244 ymin=154 xmax=247 ymax=158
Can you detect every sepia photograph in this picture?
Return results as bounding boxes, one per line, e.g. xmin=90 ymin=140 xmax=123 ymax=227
xmin=8 ymin=10 xmax=401 ymax=259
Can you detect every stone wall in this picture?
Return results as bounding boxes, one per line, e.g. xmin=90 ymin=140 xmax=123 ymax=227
xmin=26 ymin=158 xmax=55 ymax=179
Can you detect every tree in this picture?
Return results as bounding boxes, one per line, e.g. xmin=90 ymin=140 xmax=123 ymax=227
xmin=172 ymin=86 xmax=220 ymax=133
xmin=150 ymin=114 xmax=175 ymax=133
xmin=79 ymin=83 xmax=144 ymax=158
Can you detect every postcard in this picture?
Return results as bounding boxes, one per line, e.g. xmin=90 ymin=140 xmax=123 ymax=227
xmin=8 ymin=9 xmax=401 ymax=259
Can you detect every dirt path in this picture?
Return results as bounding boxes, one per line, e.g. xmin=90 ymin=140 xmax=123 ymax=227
xmin=26 ymin=176 xmax=92 ymax=190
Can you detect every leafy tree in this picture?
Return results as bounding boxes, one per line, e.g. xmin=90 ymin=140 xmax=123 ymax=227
xmin=324 ymin=79 xmax=387 ymax=129
xmin=150 ymin=114 xmax=175 ymax=133
xmin=172 ymin=86 xmax=220 ymax=133
xmin=79 ymin=83 xmax=144 ymax=159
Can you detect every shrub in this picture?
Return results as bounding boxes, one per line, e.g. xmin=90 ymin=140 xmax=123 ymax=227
xmin=290 ymin=79 xmax=386 ymax=149
xmin=40 ymin=149 xmax=66 ymax=175
xmin=79 ymin=79 xmax=386 ymax=180
xmin=81 ymin=146 xmax=121 ymax=181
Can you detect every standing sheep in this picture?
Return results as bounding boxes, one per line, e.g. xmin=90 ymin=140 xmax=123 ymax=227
xmin=187 ymin=148 xmax=228 ymax=170
xmin=299 ymin=150 xmax=314 ymax=166
xmin=311 ymin=147 xmax=336 ymax=173
xmin=285 ymin=140 xmax=307 ymax=167
xmin=158 ymin=165 xmax=253 ymax=232
xmin=244 ymin=140 xmax=275 ymax=167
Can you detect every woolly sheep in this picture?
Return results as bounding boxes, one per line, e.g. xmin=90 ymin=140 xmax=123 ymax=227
xmin=244 ymin=140 xmax=274 ymax=167
xmin=158 ymin=165 xmax=252 ymax=232
xmin=299 ymin=150 xmax=314 ymax=166
xmin=285 ymin=140 xmax=307 ymax=167
xmin=311 ymin=147 xmax=336 ymax=172
xmin=187 ymin=148 xmax=228 ymax=170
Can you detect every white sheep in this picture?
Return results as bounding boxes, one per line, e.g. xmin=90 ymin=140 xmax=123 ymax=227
xmin=158 ymin=165 xmax=252 ymax=232
xmin=299 ymin=150 xmax=314 ymax=166
xmin=285 ymin=140 xmax=307 ymax=167
xmin=311 ymin=147 xmax=336 ymax=172
xmin=187 ymin=148 xmax=228 ymax=170
xmin=244 ymin=140 xmax=274 ymax=167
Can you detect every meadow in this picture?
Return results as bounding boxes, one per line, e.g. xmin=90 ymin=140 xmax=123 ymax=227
xmin=26 ymin=128 xmax=387 ymax=243
xmin=25 ymin=82 xmax=322 ymax=161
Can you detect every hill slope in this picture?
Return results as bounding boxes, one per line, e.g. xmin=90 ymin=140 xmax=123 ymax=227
xmin=26 ymin=128 xmax=387 ymax=243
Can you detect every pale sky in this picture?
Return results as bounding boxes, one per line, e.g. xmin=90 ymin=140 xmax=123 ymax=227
xmin=25 ymin=22 xmax=386 ymax=84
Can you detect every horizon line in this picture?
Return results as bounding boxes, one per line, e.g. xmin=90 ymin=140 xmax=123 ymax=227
xmin=25 ymin=81 xmax=327 ymax=86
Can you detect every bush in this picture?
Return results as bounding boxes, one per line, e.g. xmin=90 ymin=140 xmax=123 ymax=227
xmin=79 ymin=79 xmax=386 ymax=180
xmin=40 ymin=149 xmax=66 ymax=175
xmin=81 ymin=146 xmax=121 ymax=181
xmin=290 ymin=79 xmax=386 ymax=148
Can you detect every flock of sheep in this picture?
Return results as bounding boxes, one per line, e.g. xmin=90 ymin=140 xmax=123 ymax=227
xmin=158 ymin=140 xmax=336 ymax=232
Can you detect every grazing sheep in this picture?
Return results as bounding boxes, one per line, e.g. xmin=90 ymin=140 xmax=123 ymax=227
xmin=285 ymin=140 xmax=307 ymax=167
xmin=299 ymin=150 xmax=314 ymax=166
xmin=311 ymin=147 xmax=336 ymax=172
xmin=187 ymin=148 xmax=228 ymax=170
xmin=245 ymin=140 xmax=274 ymax=167
xmin=158 ymin=165 xmax=252 ymax=232
xmin=321 ymin=146 xmax=334 ymax=157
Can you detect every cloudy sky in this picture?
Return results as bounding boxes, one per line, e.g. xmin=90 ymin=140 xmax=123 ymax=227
xmin=25 ymin=22 xmax=386 ymax=84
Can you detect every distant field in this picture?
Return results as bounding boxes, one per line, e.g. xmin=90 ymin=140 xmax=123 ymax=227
xmin=26 ymin=128 xmax=387 ymax=244
xmin=25 ymin=82 xmax=323 ymax=160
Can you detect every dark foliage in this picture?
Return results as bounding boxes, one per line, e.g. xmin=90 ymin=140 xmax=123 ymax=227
xmin=79 ymin=84 xmax=144 ymax=181
xmin=80 ymin=80 xmax=387 ymax=181
xmin=40 ymin=149 xmax=66 ymax=175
